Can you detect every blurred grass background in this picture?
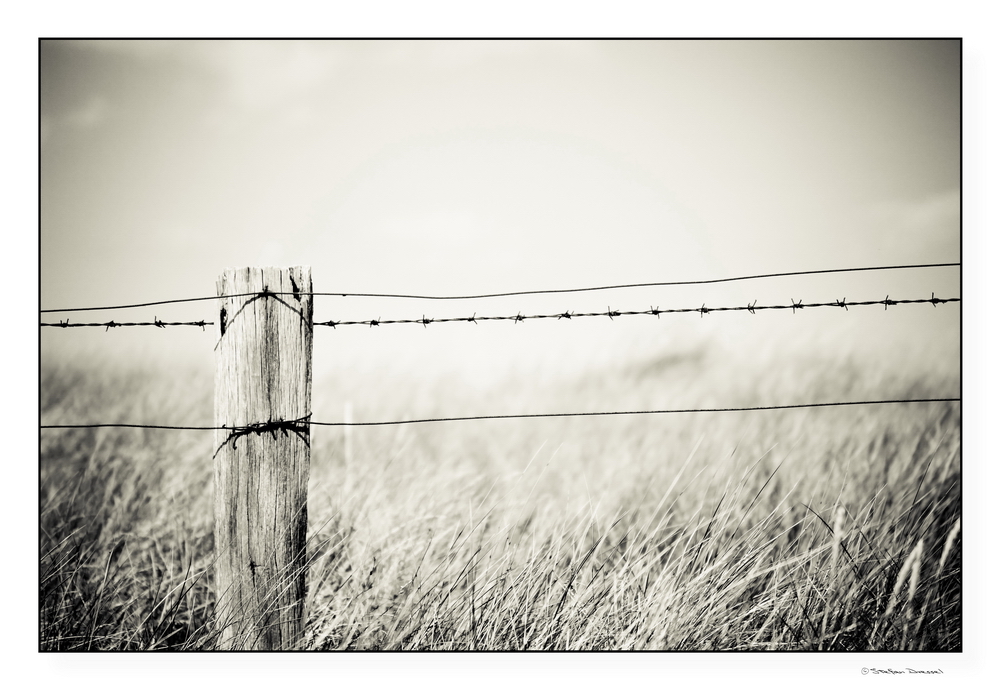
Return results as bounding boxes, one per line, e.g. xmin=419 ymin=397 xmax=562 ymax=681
xmin=40 ymin=334 xmax=959 ymax=650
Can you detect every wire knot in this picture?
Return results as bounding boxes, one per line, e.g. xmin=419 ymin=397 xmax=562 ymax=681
xmin=650 ymin=306 xmax=661 ymax=318
xmin=467 ymin=312 xmax=477 ymax=324
xmin=791 ymin=298 xmax=803 ymax=314
xmin=369 ymin=318 xmax=380 ymax=328
xmin=930 ymin=292 xmax=939 ymax=307
xmin=836 ymin=297 xmax=848 ymax=311
xmin=883 ymin=295 xmax=896 ymax=310
xmin=607 ymin=307 xmax=620 ymax=320
xmin=747 ymin=300 xmax=756 ymax=315
xmin=698 ymin=304 xmax=710 ymax=318
xmin=214 ymin=414 xmax=312 ymax=458
xmin=558 ymin=310 xmax=573 ymax=320
xmin=514 ymin=312 xmax=524 ymax=324
xmin=105 ymin=320 xmax=118 ymax=331
xmin=420 ymin=315 xmax=432 ymax=327
xmin=154 ymin=317 xmax=166 ymax=329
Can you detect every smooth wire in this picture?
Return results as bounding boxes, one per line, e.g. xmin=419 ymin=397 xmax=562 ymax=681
xmin=40 ymin=262 xmax=959 ymax=313
xmin=41 ymin=397 xmax=959 ymax=430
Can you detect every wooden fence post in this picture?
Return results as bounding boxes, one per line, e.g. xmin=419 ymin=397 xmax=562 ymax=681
xmin=214 ymin=266 xmax=313 ymax=650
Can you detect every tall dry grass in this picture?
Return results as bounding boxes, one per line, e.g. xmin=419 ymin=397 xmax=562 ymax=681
xmin=39 ymin=347 xmax=960 ymax=650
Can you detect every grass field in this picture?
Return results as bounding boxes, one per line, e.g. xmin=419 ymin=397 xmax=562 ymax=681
xmin=39 ymin=343 xmax=960 ymax=651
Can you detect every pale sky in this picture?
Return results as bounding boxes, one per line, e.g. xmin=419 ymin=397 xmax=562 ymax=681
xmin=40 ymin=39 xmax=960 ymax=383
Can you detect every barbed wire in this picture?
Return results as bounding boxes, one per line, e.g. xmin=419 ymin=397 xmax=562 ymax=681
xmin=39 ymin=262 xmax=959 ymax=313
xmin=40 ymin=397 xmax=959 ymax=431
xmin=213 ymin=414 xmax=312 ymax=459
xmin=40 ymin=318 xmax=212 ymax=330
xmin=41 ymin=294 xmax=959 ymax=329
xmin=315 ymin=295 xmax=958 ymax=328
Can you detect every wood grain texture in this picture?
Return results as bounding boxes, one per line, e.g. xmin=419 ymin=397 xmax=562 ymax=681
xmin=214 ymin=267 xmax=312 ymax=650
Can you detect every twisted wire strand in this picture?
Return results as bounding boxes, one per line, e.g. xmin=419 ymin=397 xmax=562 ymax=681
xmin=41 ymin=319 xmax=212 ymax=330
xmin=315 ymin=295 xmax=958 ymax=328
xmin=39 ymin=262 xmax=959 ymax=313
xmin=41 ymin=294 xmax=959 ymax=329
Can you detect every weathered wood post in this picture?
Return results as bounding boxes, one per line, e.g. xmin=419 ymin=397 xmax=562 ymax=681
xmin=214 ymin=267 xmax=312 ymax=650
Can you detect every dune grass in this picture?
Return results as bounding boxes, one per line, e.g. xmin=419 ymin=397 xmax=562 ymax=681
xmin=39 ymin=348 xmax=960 ymax=651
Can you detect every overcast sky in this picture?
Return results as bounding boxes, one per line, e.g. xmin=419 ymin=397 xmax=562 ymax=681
xmin=40 ymin=39 xmax=960 ymax=383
